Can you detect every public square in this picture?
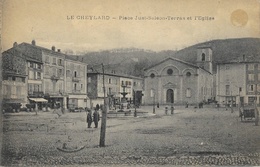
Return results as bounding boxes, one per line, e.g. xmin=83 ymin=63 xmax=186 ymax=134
xmin=2 ymin=105 xmax=260 ymax=166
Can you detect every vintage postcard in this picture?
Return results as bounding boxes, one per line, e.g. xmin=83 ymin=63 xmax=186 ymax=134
xmin=1 ymin=0 xmax=260 ymax=166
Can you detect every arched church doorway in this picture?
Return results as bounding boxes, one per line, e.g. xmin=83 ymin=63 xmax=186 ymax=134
xmin=166 ymin=89 xmax=174 ymax=103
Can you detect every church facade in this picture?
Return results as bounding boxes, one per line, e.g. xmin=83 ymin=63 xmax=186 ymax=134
xmin=143 ymin=47 xmax=214 ymax=105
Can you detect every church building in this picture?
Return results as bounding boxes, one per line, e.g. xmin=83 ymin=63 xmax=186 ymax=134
xmin=143 ymin=47 xmax=214 ymax=105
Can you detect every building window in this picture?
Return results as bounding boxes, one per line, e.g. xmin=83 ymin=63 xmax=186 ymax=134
xmin=150 ymin=89 xmax=154 ymax=97
xmin=66 ymin=70 xmax=71 ymax=77
xmin=45 ymin=66 xmax=49 ymax=75
xmin=45 ymin=56 xmax=49 ymax=63
xmin=28 ymin=84 xmax=33 ymax=93
xmin=37 ymin=64 xmax=42 ymax=69
xmin=186 ymin=72 xmax=191 ymax=77
xmin=121 ymin=81 xmax=124 ymax=86
xmin=248 ymin=84 xmax=255 ymax=92
xmin=59 ymin=82 xmax=63 ymax=92
xmin=74 ymin=83 xmax=77 ymax=91
xmin=30 ymin=62 xmax=34 ymax=68
xmin=133 ymin=82 xmax=136 ymax=86
xmin=74 ymin=71 xmax=77 ymax=77
xmin=37 ymin=72 xmax=41 ymax=79
xmin=186 ymin=88 xmax=191 ymax=97
xmin=52 ymin=58 xmax=56 ymax=65
xmin=248 ymin=64 xmax=254 ymax=71
xmin=201 ymin=53 xmax=206 ymax=61
xmin=167 ymin=69 xmax=173 ymax=75
xmin=58 ymin=69 xmax=63 ymax=77
xmin=108 ymin=78 xmax=112 ymax=84
xmin=150 ymin=73 xmax=155 ymax=78
xmin=257 ymin=84 xmax=260 ymax=92
xmin=81 ymin=84 xmax=83 ymax=89
xmin=58 ymin=59 xmax=63 ymax=66
xmin=248 ymin=96 xmax=256 ymax=104
xmin=225 ymin=85 xmax=230 ymax=95
xmin=248 ymin=74 xmax=255 ymax=81
xmin=52 ymin=67 xmax=57 ymax=76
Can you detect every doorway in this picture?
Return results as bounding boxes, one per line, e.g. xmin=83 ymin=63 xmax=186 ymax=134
xmin=166 ymin=89 xmax=174 ymax=103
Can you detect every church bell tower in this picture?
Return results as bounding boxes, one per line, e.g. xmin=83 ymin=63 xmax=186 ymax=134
xmin=196 ymin=46 xmax=213 ymax=74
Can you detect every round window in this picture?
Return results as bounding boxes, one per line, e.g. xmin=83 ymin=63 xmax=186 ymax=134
xmin=150 ymin=73 xmax=155 ymax=78
xmin=186 ymin=72 xmax=191 ymax=77
xmin=167 ymin=69 xmax=173 ymax=75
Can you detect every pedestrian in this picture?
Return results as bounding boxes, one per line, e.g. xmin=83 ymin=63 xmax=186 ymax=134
xmin=185 ymin=102 xmax=189 ymax=108
xmin=93 ymin=109 xmax=100 ymax=128
xmin=86 ymin=110 xmax=93 ymax=128
xmin=96 ymin=104 xmax=100 ymax=111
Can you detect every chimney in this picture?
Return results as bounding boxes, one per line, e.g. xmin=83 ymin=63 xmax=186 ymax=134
xmin=57 ymin=49 xmax=61 ymax=52
xmin=13 ymin=42 xmax=18 ymax=47
xmin=32 ymin=40 xmax=36 ymax=46
xmin=51 ymin=46 xmax=56 ymax=51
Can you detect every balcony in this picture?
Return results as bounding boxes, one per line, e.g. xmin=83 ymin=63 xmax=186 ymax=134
xmin=72 ymin=77 xmax=81 ymax=82
xmin=72 ymin=90 xmax=82 ymax=94
xmin=28 ymin=91 xmax=44 ymax=97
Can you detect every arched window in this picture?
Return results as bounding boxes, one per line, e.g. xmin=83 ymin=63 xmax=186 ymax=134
xmin=201 ymin=53 xmax=206 ymax=61
xmin=74 ymin=71 xmax=77 ymax=77
xmin=186 ymin=88 xmax=191 ymax=98
xmin=167 ymin=69 xmax=173 ymax=75
xmin=74 ymin=83 xmax=77 ymax=91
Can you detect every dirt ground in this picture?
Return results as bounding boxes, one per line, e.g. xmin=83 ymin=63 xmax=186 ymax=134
xmin=2 ymin=105 xmax=260 ymax=166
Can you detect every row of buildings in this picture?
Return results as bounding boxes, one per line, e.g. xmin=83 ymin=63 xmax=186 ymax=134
xmin=144 ymin=45 xmax=260 ymax=107
xmin=2 ymin=40 xmax=143 ymax=112
xmin=2 ymin=39 xmax=260 ymax=112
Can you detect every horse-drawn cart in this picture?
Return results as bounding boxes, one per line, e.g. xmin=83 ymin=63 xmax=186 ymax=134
xmin=240 ymin=106 xmax=255 ymax=121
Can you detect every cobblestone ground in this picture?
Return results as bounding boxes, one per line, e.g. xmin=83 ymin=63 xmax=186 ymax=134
xmin=2 ymin=105 xmax=260 ymax=166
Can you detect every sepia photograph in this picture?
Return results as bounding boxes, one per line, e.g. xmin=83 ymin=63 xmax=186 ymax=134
xmin=1 ymin=0 xmax=260 ymax=166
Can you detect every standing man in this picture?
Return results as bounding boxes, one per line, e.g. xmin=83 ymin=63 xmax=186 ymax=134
xmin=86 ymin=109 xmax=93 ymax=128
xmin=93 ymin=109 xmax=100 ymax=128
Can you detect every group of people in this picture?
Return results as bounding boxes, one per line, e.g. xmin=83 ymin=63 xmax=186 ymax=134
xmin=86 ymin=108 xmax=100 ymax=128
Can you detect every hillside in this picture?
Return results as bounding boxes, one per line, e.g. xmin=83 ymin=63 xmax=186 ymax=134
xmin=172 ymin=38 xmax=260 ymax=72
xmin=79 ymin=48 xmax=176 ymax=76
xmin=77 ymin=38 xmax=260 ymax=76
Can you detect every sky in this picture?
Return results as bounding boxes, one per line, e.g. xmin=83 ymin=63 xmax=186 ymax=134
xmin=2 ymin=0 xmax=260 ymax=54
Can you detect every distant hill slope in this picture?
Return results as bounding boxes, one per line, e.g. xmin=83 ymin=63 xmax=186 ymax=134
xmin=172 ymin=38 xmax=260 ymax=72
xmin=78 ymin=38 xmax=260 ymax=76
xmin=80 ymin=48 xmax=176 ymax=76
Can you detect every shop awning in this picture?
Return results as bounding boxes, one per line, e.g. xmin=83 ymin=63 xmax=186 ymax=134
xmin=3 ymin=99 xmax=26 ymax=104
xmin=29 ymin=98 xmax=48 ymax=102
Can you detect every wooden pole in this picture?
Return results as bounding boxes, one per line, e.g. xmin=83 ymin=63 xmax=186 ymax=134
xmin=100 ymin=64 xmax=107 ymax=147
